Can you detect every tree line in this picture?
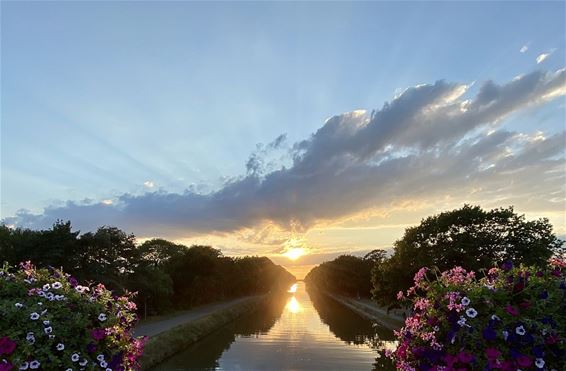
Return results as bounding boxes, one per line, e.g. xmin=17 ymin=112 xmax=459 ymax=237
xmin=0 ymin=222 xmax=295 ymax=315
xmin=305 ymin=205 xmax=565 ymax=308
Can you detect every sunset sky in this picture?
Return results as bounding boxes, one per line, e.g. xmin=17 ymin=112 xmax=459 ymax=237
xmin=1 ymin=1 xmax=565 ymax=278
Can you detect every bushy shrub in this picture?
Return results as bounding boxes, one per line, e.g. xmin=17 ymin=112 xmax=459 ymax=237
xmin=0 ymin=262 xmax=146 ymax=370
xmin=390 ymin=259 xmax=565 ymax=371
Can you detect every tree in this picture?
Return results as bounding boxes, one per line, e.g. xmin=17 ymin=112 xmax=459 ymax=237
xmin=371 ymin=205 xmax=564 ymax=305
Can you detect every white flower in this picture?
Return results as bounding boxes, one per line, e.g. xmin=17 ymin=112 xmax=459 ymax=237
xmin=491 ymin=314 xmax=501 ymax=321
xmin=71 ymin=353 xmax=80 ymax=362
xmin=51 ymin=282 xmax=62 ymax=289
xmin=100 ymin=361 xmax=108 ymax=368
xmin=29 ymin=361 xmax=40 ymax=369
xmin=46 ymin=292 xmax=55 ymax=301
xmin=516 ymin=325 xmax=526 ymax=336
xmin=96 ymin=355 xmax=105 ymax=362
xmin=55 ymin=295 xmax=65 ymax=301
xmin=44 ymin=326 xmax=53 ymax=334
xmin=535 ymin=358 xmax=545 ymax=368
xmin=48 ymin=334 xmax=55 ymax=339
xmin=542 ymin=328 xmax=548 ymax=335
xmin=56 ymin=343 xmax=65 ymax=351
xmin=15 ymin=303 xmax=23 ymax=308
xmin=457 ymin=317 xmax=467 ymax=326
xmin=19 ymin=361 xmax=29 ymax=370
xmin=98 ymin=313 xmax=107 ymax=322
xmin=30 ymin=312 xmax=39 ymax=320
xmin=37 ymin=302 xmax=43 ymax=306
xmin=79 ymin=359 xmax=88 ymax=367
xmin=65 ymin=369 xmax=73 ymax=371
xmin=42 ymin=284 xmax=50 ymax=291
xmin=37 ymin=291 xmax=46 ymax=298
xmin=461 ymin=297 xmax=470 ymax=306
xmin=43 ymin=320 xmax=50 ymax=326
xmin=465 ymin=308 xmax=478 ymax=318
xmin=502 ymin=330 xmax=509 ymax=340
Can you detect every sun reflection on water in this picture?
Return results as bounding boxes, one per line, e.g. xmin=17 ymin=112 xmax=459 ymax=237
xmin=285 ymin=296 xmax=302 ymax=313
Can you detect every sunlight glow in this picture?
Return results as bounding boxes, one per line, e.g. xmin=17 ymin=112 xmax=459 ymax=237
xmin=283 ymin=247 xmax=306 ymax=260
xmin=285 ymin=296 xmax=302 ymax=313
xmin=288 ymin=283 xmax=298 ymax=293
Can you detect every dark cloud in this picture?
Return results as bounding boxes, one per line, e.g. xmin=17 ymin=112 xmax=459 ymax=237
xmin=4 ymin=69 xmax=565 ymax=238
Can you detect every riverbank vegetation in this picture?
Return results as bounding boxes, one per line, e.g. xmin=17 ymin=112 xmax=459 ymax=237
xmin=0 ymin=222 xmax=295 ymax=316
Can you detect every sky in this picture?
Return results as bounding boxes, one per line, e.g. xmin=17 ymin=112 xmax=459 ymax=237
xmin=1 ymin=1 xmax=565 ymax=278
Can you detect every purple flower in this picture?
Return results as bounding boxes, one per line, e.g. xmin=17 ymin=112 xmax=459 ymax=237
xmin=0 ymin=337 xmax=17 ymax=355
xmin=501 ymin=260 xmax=513 ymax=271
xmin=482 ymin=326 xmax=497 ymax=341
xmin=91 ymin=328 xmax=106 ymax=341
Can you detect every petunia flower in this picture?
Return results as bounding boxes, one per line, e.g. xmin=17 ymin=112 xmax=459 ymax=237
xmin=465 ymin=308 xmax=477 ymax=318
xmin=28 ymin=361 xmax=39 ymax=370
xmin=534 ymin=358 xmax=545 ymax=368
xmin=29 ymin=312 xmax=39 ymax=320
xmin=516 ymin=325 xmax=526 ymax=336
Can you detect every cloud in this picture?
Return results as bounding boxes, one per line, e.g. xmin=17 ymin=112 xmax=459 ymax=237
xmin=4 ymin=69 xmax=566 ymax=239
xmin=536 ymin=50 xmax=555 ymax=64
xmin=143 ymin=180 xmax=155 ymax=188
xmin=520 ymin=44 xmax=529 ymax=53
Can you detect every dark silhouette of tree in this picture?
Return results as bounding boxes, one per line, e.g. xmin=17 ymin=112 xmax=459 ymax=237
xmin=371 ymin=205 xmax=564 ymax=305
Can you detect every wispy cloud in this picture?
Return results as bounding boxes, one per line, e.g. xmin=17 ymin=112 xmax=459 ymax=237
xmin=143 ymin=180 xmax=155 ymax=189
xmin=536 ymin=49 xmax=556 ymax=64
xmin=520 ymin=44 xmax=529 ymax=53
xmin=4 ymin=69 xmax=566 ymax=239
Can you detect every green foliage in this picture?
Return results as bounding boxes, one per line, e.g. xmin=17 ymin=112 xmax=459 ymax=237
xmin=305 ymin=251 xmax=385 ymax=297
xmin=371 ymin=205 xmax=564 ymax=305
xmin=0 ymin=222 xmax=295 ymax=316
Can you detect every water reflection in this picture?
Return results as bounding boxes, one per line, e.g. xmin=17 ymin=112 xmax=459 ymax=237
xmin=154 ymin=282 xmax=395 ymax=370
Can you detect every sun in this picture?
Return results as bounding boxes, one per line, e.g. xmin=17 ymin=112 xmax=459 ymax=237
xmin=283 ymin=247 xmax=306 ymax=261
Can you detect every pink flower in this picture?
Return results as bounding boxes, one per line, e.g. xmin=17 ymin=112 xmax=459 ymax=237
xmin=485 ymin=348 xmax=501 ymax=359
xmin=457 ymin=351 xmax=474 ymax=364
xmin=0 ymin=361 xmax=13 ymax=371
xmin=413 ymin=267 xmax=429 ymax=284
xmin=91 ymin=328 xmax=106 ymax=341
xmin=0 ymin=337 xmax=16 ymax=355
xmin=397 ymin=291 xmax=405 ymax=300
xmin=516 ymin=355 xmax=532 ymax=368
xmin=505 ymin=305 xmax=519 ymax=316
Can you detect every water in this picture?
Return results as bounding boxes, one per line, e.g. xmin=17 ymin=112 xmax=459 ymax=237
xmin=154 ymin=282 xmax=397 ymax=370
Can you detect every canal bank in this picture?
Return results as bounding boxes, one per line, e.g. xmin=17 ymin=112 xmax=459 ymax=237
xmin=139 ymin=295 xmax=268 ymax=370
xmin=306 ymin=284 xmax=405 ymax=331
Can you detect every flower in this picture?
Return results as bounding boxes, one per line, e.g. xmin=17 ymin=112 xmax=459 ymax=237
xmin=51 ymin=282 xmax=62 ymax=289
xmin=465 ymin=308 xmax=477 ymax=318
xmin=28 ymin=361 xmax=39 ymax=370
xmin=516 ymin=325 xmax=526 ymax=336
xmin=44 ymin=326 xmax=52 ymax=334
xmin=100 ymin=361 xmax=108 ymax=368
xmin=71 ymin=353 xmax=80 ymax=362
xmin=517 ymin=355 xmax=532 ymax=368
xmin=461 ymin=297 xmax=470 ymax=306
xmin=501 ymin=260 xmax=513 ymax=271
xmin=56 ymin=343 xmax=65 ymax=351
xmin=79 ymin=359 xmax=88 ymax=367
xmin=0 ymin=337 xmax=17 ymax=355
xmin=29 ymin=312 xmax=39 ymax=320
xmin=96 ymin=354 xmax=105 ymax=362
xmin=18 ymin=362 xmax=29 ymax=370
xmin=91 ymin=328 xmax=106 ymax=341
xmin=505 ymin=305 xmax=519 ymax=316
xmin=535 ymin=358 xmax=545 ymax=368
xmin=42 ymin=284 xmax=50 ymax=291
xmin=14 ymin=303 xmax=23 ymax=309
xmin=98 ymin=313 xmax=107 ymax=322
xmin=485 ymin=348 xmax=501 ymax=359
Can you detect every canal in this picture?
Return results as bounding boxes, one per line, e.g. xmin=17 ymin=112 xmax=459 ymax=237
xmin=154 ymin=282 xmax=397 ymax=370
